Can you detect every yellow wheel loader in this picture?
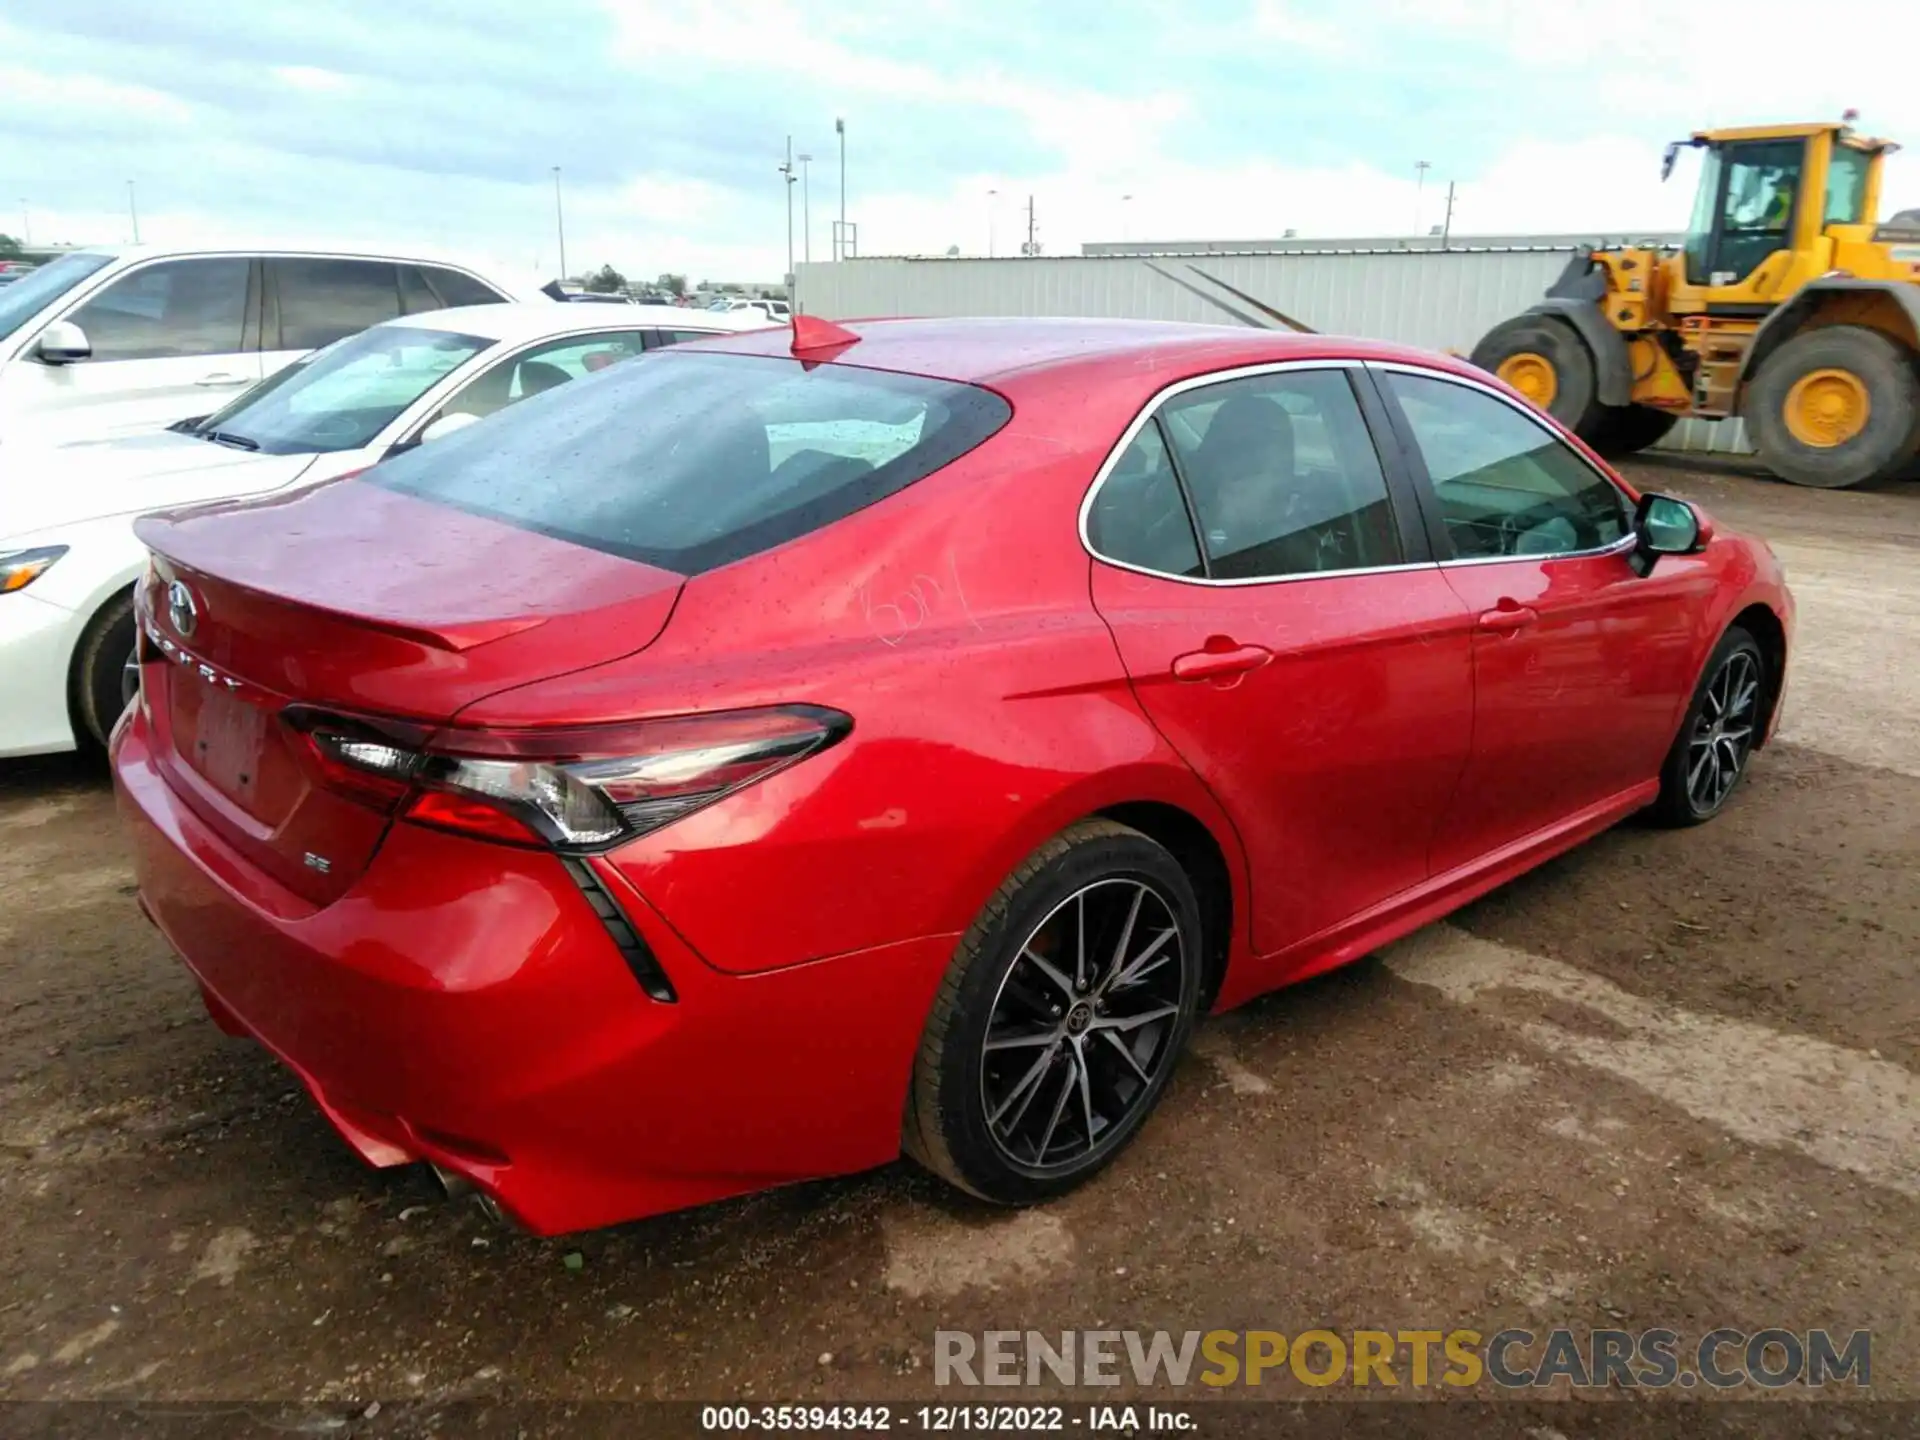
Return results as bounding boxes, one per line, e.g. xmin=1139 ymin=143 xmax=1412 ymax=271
xmin=1472 ymin=119 xmax=1920 ymax=487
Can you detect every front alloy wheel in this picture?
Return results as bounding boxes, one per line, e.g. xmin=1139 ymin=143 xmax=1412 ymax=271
xmin=1686 ymin=647 xmax=1760 ymax=815
xmin=1650 ymin=625 xmax=1766 ymax=827
xmin=904 ymin=820 xmax=1203 ymax=1204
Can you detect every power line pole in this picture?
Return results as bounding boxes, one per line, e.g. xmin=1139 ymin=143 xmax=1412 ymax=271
xmin=551 ymin=166 xmax=567 ymax=280
xmin=1025 ymin=194 xmax=1037 ymax=256
xmin=1440 ymin=181 xmax=1456 ymax=251
xmin=835 ymin=118 xmax=846 ymax=262
xmin=127 ymin=180 xmax=140 ymax=244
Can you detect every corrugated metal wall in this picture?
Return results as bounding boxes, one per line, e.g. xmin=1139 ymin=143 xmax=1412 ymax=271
xmin=794 ymin=252 xmax=1751 ymax=456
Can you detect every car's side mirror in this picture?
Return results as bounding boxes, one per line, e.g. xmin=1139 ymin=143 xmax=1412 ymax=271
xmin=36 ymin=321 xmax=92 ymax=366
xmin=418 ymin=411 xmax=480 ymax=445
xmin=1630 ymin=492 xmax=1711 ymax=574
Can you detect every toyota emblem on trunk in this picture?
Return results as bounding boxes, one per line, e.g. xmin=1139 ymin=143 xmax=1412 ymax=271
xmin=166 ymin=581 xmax=199 ymax=638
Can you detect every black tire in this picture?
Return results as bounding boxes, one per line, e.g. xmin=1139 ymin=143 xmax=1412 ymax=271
xmin=1647 ymin=626 xmax=1767 ymax=827
xmin=70 ymin=590 xmax=137 ymax=755
xmin=1744 ymin=325 xmax=1920 ymax=489
xmin=1589 ymin=404 xmax=1678 ymax=458
xmin=1469 ymin=314 xmax=1603 ymax=436
xmin=903 ymin=819 xmax=1203 ymax=1205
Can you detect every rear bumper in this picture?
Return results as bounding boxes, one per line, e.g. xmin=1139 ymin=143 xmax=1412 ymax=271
xmin=0 ymin=591 xmax=82 ymax=757
xmin=113 ymin=710 xmax=955 ymax=1235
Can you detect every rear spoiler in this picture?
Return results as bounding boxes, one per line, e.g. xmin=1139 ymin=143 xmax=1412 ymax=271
xmin=540 ymin=279 xmax=569 ymax=302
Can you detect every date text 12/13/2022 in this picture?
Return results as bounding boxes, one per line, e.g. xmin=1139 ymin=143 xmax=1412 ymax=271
xmin=699 ymin=1405 xmax=1195 ymax=1432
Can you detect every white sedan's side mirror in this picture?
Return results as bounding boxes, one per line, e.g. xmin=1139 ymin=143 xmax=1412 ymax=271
xmin=418 ymin=411 xmax=480 ymax=445
xmin=36 ymin=321 xmax=92 ymax=365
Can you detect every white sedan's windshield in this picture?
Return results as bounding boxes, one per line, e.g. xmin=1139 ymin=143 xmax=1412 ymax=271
xmin=192 ymin=325 xmax=491 ymax=455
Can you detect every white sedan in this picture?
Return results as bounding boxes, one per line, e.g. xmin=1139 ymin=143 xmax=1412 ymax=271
xmin=0 ymin=302 xmax=772 ymax=758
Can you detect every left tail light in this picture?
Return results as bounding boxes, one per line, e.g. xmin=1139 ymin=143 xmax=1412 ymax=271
xmin=289 ymin=704 xmax=852 ymax=852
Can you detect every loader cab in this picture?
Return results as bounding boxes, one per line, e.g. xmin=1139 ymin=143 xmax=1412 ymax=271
xmin=1665 ymin=123 xmax=1892 ymax=303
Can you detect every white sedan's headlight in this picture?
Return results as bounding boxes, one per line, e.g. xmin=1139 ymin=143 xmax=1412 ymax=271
xmin=0 ymin=545 xmax=69 ymax=594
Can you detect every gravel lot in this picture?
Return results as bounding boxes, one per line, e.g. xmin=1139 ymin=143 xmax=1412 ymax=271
xmin=1 ymin=461 xmax=1915 ymax=1434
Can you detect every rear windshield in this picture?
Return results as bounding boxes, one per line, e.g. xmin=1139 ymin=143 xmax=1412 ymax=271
xmin=364 ymin=350 xmax=1012 ymax=574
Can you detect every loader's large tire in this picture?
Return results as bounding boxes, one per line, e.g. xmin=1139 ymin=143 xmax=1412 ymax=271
xmin=1470 ymin=315 xmax=1604 ymax=436
xmin=1744 ymin=325 xmax=1920 ymax=489
xmin=1589 ymin=404 xmax=1679 ymax=458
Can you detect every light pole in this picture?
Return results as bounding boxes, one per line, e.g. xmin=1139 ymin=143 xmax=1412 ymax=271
xmin=1413 ymin=160 xmax=1431 ymax=237
xmin=798 ymin=153 xmax=813 ymax=264
xmin=779 ymin=136 xmax=796 ymax=293
xmin=18 ymin=199 xmax=28 ymax=247
xmin=1121 ymin=193 xmax=1134 ymax=242
xmin=127 ymin=180 xmax=139 ymax=244
xmin=835 ymin=118 xmax=846 ymax=261
xmin=551 ymin=166 xmax=567 ymax=280
xmin=987 ymin=189 xmax=998 ymax=257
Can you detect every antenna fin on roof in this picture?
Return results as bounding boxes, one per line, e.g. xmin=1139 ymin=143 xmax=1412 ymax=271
xmin=791 ymin=315 xmax=861 ymax=354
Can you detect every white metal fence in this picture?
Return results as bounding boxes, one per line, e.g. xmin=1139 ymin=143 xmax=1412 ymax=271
xmin=794 ymin=250 xmax=1751 ymax=456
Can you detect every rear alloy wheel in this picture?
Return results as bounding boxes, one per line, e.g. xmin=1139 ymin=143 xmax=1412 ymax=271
xmin=1649 ymin=627 xmax=1766 ymax=826
xmin=903 ymin=821 xmax=1201 ymax=1204
xmin=71 ymin=590 xmax=138 ymax=755
xmin=1744 ymin=326 xmax=1920 ymax=488
xmin=1470 ymin=314 xmax=1603 ymax=435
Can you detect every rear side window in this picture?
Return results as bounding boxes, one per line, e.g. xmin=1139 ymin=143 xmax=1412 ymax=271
xmin=273 ymin=258 xmax=403 ymax=349
xmin=366 ymin=351 xmax=1013 ymax=574
xmin=420 ymin=266 xmax=506 ymax=307
xmin=1086 ymin=422 xmax=1203 ymax=577
xmin=1160 ymin=369 xmax=1402 ymax=580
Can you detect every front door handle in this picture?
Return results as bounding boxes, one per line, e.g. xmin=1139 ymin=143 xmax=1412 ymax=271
xmin=1478 ymin=602 xmax=1539 ymax=631
xmin=194 ymin=372 xmax=248 ymax=387
xmin=1172 ymin=641 xmax=1273 ymax=681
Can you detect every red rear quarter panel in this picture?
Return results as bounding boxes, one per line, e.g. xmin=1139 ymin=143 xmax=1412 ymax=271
xmin=453 ymin=362 xmax=1252 ymax=977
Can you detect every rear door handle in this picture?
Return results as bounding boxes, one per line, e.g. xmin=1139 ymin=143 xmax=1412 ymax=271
xmin=1172 ymin=642 xmax=1273 ymax=681
xmin=1478 ymin=603 xmax=1539 ymax=631
xmin=194 ymin=372 xmax=248 ymax=387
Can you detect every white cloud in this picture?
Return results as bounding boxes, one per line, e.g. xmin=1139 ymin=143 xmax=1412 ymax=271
xmin=272 ymin=65 xmax=356 ymax=93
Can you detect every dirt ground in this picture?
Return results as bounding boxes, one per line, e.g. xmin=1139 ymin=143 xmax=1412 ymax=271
xmin=1 ymin=461 xmax=1915 ymax=1435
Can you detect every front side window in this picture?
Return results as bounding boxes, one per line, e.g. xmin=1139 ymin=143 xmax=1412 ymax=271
xmin=1715 ymin=139 xmax=1804 ymax=281
xmin=1385 ymin=371 xmax=1630 ymax=560
xmin=440 ymin=331 xmax=647 ymax=421
xmin=65 ymin=258 xmax=248 ymax=361
xmin=367 ymin=351 xmax=1011 ymax=575
xmin=190 ymin=324 xmax=490 ymax=455
xmin=273 ymin=258 xmax=403 ymax=350
xmin=1157 ymin=368 xmax=1402 ymax=580
xmin=1085 ymin=420 xmax=1203 ymax=578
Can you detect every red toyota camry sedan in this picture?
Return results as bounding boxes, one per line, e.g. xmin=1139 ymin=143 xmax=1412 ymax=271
xmin=114 ymin=317 xmax=1793 ymax=1235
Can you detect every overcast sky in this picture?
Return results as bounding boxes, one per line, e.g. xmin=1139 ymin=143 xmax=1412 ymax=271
xmin=4 ymin=0 xmax=1917 ymax=286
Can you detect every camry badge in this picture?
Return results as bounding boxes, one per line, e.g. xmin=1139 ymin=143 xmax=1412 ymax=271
xmin=166 ymin=581 xmax=199 ymax=638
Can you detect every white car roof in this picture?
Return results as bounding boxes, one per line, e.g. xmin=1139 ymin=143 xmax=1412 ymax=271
xmin=381 ymin=302 xmax=780 ymax=344
xmin=61 ymin=243 xmax=536 ymax=298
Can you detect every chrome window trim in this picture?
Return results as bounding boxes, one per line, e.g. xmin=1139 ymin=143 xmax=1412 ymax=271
xmin=1365 ymin=361 xmax=1641 ymax=567
xmin=1076 ymin=357 xmax=1438 ymax=589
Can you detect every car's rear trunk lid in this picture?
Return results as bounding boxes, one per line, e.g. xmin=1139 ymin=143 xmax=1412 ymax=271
xmin=132 ymin=479 xmax=683 ymax=905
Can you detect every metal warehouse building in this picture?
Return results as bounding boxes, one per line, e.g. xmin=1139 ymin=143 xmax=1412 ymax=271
xmin=793 ymin=235 xmax=1749 ymax=456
